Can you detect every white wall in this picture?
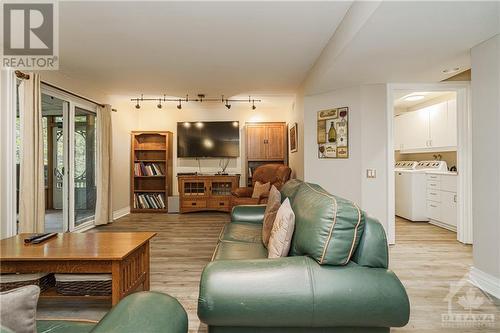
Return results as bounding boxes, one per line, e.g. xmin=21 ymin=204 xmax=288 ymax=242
xmin=108 ymin=96 xmax=294 ymax=212
xmin=304 ymin=86 xmax=362 ymax=203
xmin=38 ymin=71 xmax=109 ymax=103
xmin=470 ymin=34 xmax=500 ymax=284
xmin=360 ymin=84 xmax=389 ymax=227
xmin=303 ymin=84 xmax=389 ymax=229
xmin=288 ymin=85 xmax=305 ymax=180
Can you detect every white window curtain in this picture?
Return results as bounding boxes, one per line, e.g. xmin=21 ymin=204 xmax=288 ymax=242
xmin=95 ymin=104 xmax=113 ymax=225
xmin=19 ymin=73 xmax=45 ymax=233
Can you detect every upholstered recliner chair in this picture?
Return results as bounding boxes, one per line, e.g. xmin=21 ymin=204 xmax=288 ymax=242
xmin=231 ymin=164 xmax=291 ymax=207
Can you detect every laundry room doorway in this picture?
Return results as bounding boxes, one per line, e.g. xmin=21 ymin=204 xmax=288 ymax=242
xmin=386 ymin=83 xmax=472 ymax=245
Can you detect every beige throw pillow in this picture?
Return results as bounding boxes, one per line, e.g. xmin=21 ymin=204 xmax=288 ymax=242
xmin=0 ymin=285 xmax=40 ymax=333
xmin=262 ymin=186 xmax=281 ymax=247
xmin=268 ymin=198 xmax=295 ymax=258
xmin=252 ymin=181 xmax=271 ymax=199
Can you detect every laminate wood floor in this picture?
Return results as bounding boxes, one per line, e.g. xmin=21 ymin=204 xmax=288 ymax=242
xmin=37 ymin=213 xmax=500 ymax=332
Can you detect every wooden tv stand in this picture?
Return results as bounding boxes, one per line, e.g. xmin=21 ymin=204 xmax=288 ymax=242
xmin=177 ymin=174 xmax=240 ymax=213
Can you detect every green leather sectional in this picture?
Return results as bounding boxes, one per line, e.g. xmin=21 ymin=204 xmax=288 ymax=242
xmin=198 ymin=180 xmax=410 ymax=333
xmin=35 ymin=292 xmax=188 ymax=333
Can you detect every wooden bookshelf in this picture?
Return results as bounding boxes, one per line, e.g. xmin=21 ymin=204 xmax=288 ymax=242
xmin=130 ymin=131 xmax=173 ymax=213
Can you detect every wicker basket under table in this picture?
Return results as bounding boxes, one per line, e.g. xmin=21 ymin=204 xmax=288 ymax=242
xmin=55 ymin=274 xmax=112 ymax=296
xmin=0 ymin=273 xmax=55 ymax=292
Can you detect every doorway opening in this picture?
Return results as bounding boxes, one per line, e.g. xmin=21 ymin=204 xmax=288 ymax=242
xmin=387 ymin=83 xmax=472 ymax=245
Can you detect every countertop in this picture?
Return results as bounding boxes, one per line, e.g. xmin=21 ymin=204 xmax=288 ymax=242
xmin=425 ymin=171 xmax=458 ymax=175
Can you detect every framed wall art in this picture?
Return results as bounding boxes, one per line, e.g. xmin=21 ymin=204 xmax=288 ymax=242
xmin=289 ymin=122 xmax=298 ymax=153
xmin=317 ymin=107 xmax=348 ymax=159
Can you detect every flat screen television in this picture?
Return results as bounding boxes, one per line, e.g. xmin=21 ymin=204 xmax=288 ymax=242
xmin=177 ymin=121 xmax=240 ymax=158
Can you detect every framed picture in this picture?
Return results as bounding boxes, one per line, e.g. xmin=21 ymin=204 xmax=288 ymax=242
xmin=289 ymin=122 xmax=298 ymax=153
xmin=317 ymin=107 xmax=349 ymax=159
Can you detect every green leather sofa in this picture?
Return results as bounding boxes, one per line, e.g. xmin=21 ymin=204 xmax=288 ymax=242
xmin=1 ymin=292 xmax=188 ymax=333
xmin=198 ymin=180 xmax=410 ymax=333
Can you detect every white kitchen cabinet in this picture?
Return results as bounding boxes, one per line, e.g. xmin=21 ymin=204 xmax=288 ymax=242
xmin=427 ymin=201 xmax=442 ymax=221
xmin=428 ymin=101 xmax=448 ymax=148
xmin=441 ymin=191 xmax=457 ymax=228
xmin=426 ymin=173 xmax=457 ymax=231
xmin=394 ymin=115 xmax=403 ymax=150
xmin=394 ymin=99 xmax=457 ymax=152
xmin=395 ymin=108 xmax=429 ymax=151
xmin=446 ymin=99 xmax=457 ymax=147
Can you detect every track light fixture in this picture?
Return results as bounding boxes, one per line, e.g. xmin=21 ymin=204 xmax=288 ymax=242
xmin=131 ymin=93 xmax=261 ymax=110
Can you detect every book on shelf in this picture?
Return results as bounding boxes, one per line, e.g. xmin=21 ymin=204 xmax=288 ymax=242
xmin=134 ymin=162 xmax=164 ymax=176
xmin=134 ymin=193 xmax=166 ymax=209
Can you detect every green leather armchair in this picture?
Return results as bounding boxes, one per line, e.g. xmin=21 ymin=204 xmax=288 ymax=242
xmin=198 ymin=180 xmax=410 ymax=333
xmin=36 ymin=292 xmax=188 ymax=333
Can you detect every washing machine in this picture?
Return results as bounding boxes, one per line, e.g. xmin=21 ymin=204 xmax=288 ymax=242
xmin=395 ymin=160 xmax=448 ymax=222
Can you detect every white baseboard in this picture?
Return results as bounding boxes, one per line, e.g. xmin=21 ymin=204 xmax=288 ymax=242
xmin=469 ymin=267 xmax=500 ymax=299
xmin=429 ymin=219 xmax=457 ymax=232
xmin=113 ymin=206 xmax=130 ymax=220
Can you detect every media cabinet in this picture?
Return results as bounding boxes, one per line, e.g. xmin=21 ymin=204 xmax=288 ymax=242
xmin=177 ymin=174 xmax=240 ymax=213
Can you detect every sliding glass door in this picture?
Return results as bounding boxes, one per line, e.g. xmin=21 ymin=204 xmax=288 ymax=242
xmin=73 ymin=107 xmax=96 ymax=228
xmin=41 ymin=87 xmax=97 ymax=232
xmin=41 ymin=94 xmax=69 ymax=232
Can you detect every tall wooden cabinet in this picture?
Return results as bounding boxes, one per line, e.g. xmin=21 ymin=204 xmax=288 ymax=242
xmin=130 ymin=131 xmax=173 ymax=213
xmin=245 ymin=122 xmax=288 ymax=186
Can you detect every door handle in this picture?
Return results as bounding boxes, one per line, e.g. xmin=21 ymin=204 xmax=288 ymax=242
xmin=454 ymin=194 xmax=457 ymax=203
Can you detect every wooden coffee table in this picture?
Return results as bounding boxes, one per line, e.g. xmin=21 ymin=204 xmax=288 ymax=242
xmin=0 ymin=232 xmax=156 ymax=305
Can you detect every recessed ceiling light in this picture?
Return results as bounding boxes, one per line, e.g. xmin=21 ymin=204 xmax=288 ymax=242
xmin=403 ymin=95 xmax=425 ymax=102
xmin=443 ymin=67 xmax=460 ymax=74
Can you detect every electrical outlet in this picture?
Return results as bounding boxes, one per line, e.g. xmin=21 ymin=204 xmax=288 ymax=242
xmin=366 ymin=169 xmax=377 ymax=178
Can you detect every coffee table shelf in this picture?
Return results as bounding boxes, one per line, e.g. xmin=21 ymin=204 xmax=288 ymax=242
xmin=0 ymin=232 xmax=156 ymax=306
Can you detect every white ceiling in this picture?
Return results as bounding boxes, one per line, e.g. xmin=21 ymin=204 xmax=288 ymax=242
xmin=304 ymin=1 xmax=499 ymax=94
xmin=57 ymin=1 xmax=352 ymax=97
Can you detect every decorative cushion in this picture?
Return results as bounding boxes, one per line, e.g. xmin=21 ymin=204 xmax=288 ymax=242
xmin=268 ymin=198 xmax=295 ymax=258
xmin=279 ymin=179 xmax=303 ymax=204
xmin=0 ymin=285 xmax=40 ymax=333
xmin=262 ymin=186 xmax=281 ymax=247
xmin=290 ymin=182 xmax=365 ymax=265
xmin=251 ymin=181 xmax=270 ymax=199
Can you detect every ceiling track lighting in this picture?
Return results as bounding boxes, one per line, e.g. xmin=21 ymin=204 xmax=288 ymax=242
xmin=135 ymin=94 xmax=144 ymax=109
xmin=130 ymin=93 xmax=261 ymax=110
